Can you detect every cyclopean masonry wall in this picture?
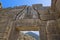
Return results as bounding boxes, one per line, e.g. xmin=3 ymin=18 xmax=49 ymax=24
xmin=0 ymin=0 xmax=60 ymax=40
xmin=46 ymin=0 xmax=60 ymax=40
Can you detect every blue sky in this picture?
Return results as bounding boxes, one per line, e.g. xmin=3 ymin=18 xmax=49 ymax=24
xmin=0 ymin=0 xmax=51 ymax=8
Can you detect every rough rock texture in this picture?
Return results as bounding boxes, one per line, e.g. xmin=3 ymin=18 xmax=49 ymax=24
xmin=46 ymin=0 xmax=60 ymax=40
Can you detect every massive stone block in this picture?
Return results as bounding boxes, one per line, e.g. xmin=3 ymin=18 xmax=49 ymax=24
xmin=38 ymin=9 xmax=49 ymax=15
xmin=46 ymin=20 xmax=60 ymax=40
xmin=40 ymin=21 xmax=47 ymax=40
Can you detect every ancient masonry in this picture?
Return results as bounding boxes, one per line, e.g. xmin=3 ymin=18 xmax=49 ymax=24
xmin=0 ymin=0 xmax=60 ymax=40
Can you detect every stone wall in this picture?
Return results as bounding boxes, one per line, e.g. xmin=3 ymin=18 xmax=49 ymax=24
xmin=44 ymin=0 xmax=60 ymax=40
xmin=0 ymin=0 xmax=60 ymax=40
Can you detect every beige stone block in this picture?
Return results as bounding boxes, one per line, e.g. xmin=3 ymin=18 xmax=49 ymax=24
xmin=38 ymin=10 xmax=48 ymax=15
xmin=56 ymin=18 xmax=60 ymax=34
xmin=47 ymin=34 xmax=60 ymax=40
xmin=40 ymin=14 xmax=54 ymax=21
xmin=46 ymin=20 xmax=58 ymax=34
xmin=54 ymin=13 xmax=60 ymax=19
xmin=40 ymin=21 xmax=47 ymax=27
xmin=57 ymin=18 xmax=60 ymax=27
xmin=40 ymin=21 xmax=47 ymax=40
xmin=40 ymin=14 xmax=49 ymax=21
xmin=50 ymin=11 xmax=60 ymax=19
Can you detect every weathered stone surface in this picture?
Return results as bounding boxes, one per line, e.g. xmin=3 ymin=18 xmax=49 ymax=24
xmin=40 ymin=11 xmax=60 ymax=21
xmin=47 ymin=34 xmax=60 ymax=40
xmin=0 ymin=20 xmax=13 ymax=40
xmin=40 ymin=21 xmax=47 ymax=40
xmin=46 ymin=20 xmax=60 ymax=40
xmin=56 ymin=18 xmax=60 ymax=34
xmin=40 ymin=14 xmax=54 ymax=21
xmin=38 ymin=9 xmax=49 ymax=15
xmin=50 ymin=10 xmax=60 ymax=19
xmin=0 ymin=0 xmax=60 ymax=40
xmin=15 ymin=19 xmax=41 ymax=27
xmin=46 ymin=20 xmax=58 ymax=34
xmin=40 ymin=14 xmax=50 ymax=21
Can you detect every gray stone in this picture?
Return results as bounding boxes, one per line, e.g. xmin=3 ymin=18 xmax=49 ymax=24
xmin=40 ymin=14 xmax=54 ymax=21
xmin=40 ymin=21 xmax=47 ymax=40
xmin=38 ymin=9 xmax=49 ymax=15
xmin=46 ymin=20 xmax=58 ymax=34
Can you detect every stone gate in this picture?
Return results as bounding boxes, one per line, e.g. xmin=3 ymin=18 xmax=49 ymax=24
xmin=0 ymin=0 xmax=60 ymax=40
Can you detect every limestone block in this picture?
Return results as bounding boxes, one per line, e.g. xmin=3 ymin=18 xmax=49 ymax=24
xmin=0 ymin=33 xmax=4 ymax=38
xmin=40 ymin=21 xmax=47 ymax=26
xmin=56 ymin=18 xmax=60 ymax=34
xmin=50 ymin=11 xmax=60 ymax=19
xmin=40 ymin=21 xmax=47 ymax=40
xmin=40 ymin=14 xmax=49 ymax=21
xmin=38 ymin=10 xmax=48 ymax=15
xmin=46 ymin=20 xmax=60 ymax=40
xmin=47 ymin=34 xmax=60 ymax=40
xmin=57 ymin=18 xmax=60 ymax=27
xmin=40 ymin=10 xmax=60 ymax=21
xmin=0 ymin=22 xmax=8 ymax=32
xmin=53 ymin=13 xmax=60 ymax=19
xmin=46 ymin=20 xmax=58 ymax=34
xmin=40 ymin=14 xmax=54 ymax=21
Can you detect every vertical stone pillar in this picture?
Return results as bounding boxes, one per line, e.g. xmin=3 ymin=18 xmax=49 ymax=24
xmin=8 ymin=22 xmax=19 ymax=40
xmin=46 ymin=20 xmax=60 ymax=40
xmin=40 ymin=21 xmax=47 ymax=40
xmin=9 ymin=28 xmax=19 ymax=40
